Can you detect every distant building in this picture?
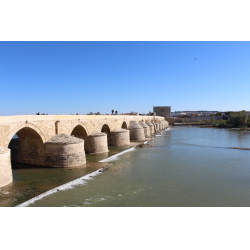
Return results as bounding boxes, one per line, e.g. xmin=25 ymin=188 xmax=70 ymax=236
xmin=171 ymin=112 xmax=186 ymax=117
xmin=180 ymin=111 xmax=219 ymax=117
xmin=153 ymin=106 xmax=171 ymax=121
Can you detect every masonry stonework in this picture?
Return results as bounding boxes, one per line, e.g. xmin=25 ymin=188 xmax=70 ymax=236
xmin=139 ymin=121 xmax=150 ymax=138
xmin=44 ymin=134 xmax=86 ymax=168
xmin=0 ymin=147 xmax=12 ymax=187
xmin=85 ymin=132 xmax=109 ymax=154
xmin=153 ymin=106 xmax=171 ymax=122
xmin=129 ymin=121 xmax=145 ymax=140
xmin=108 ymin=128 xmax=130 ymax=146
xmin=0 ymin=115 xmax=169 ymax=187
xmin=145 ymin=120 xmax=154 ymax=135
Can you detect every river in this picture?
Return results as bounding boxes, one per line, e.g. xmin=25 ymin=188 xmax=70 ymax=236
xmin=1 ymin=126 xmax=250 ymax=207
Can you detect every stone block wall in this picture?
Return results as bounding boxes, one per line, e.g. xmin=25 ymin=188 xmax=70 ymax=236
xmin=0 ymin=147 xmax=12 ymax=187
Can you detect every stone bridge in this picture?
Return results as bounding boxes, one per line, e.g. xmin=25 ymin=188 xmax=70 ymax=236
xmin=0 ymin=115 xmax=168 ymax=187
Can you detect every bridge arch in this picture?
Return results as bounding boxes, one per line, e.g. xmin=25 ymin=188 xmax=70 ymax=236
xmin=5 ymin=123 xmax=46 ymax=166
xmin=121 ymin=121 xmax=128 ymax=129
xmin=66 ymin=120 xmax=90 ymax=137
xmin=101 ymin=124 xmax=111 ymax=135
xmin=70 ymin=124 xmax=88 ymax=140
xmin=101 ymin=124 xmax=111 ymax=146
xmin=4 ymin=122 xmax=46 ymax=148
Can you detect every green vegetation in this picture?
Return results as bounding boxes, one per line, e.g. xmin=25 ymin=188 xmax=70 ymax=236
xmin=227 ymin=110 xmax=249 ymax=130
xmin=184 ymin=111 xmax=250 ymax=130
xmin=212 ymin=119 xmax=228 ymax=128
xmin=86 ymin=112 xmax=100 ymax=115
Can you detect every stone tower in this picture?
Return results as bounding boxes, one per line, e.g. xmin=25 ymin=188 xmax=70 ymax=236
xmin=153 ymin=106 xmax=171 ymax=121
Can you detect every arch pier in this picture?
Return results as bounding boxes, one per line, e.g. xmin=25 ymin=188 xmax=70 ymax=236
xmin=8 ymin=133 xmax=86 ymax=168
xmin=85 ymin=132 xmax=109 ymax=154
xmin=156 ymin=122 xmax=160 ymax=131
xmin=161 ymin=122 xmax=165 ymax=130
xmin=44 ymin=134 xmax=86 ymax=167
xmin=139 ymin=121 xmax=150 ymax=138
xmin=129 ymin=121 xmax=145 ymax=141
xmin=0 ymin=147 xmax=12 ymax=187
xmin=159 ymin=121 xmax=163 ymax=131
xmin=151 ymin=121 xmax=157 ymax=132
xmin=145 ymin=120 xmax=154 ymax=135
xmin=108 ymin=128 xmax=130 ymax=146
xmin=163 ymin=121 xmax=168 ymax=129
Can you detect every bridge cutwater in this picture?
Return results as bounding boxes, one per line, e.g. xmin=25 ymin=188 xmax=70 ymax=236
xmin=0 ymin=115 xmax=169 ymax=188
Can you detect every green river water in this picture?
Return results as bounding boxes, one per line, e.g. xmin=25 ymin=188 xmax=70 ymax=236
xmin=1 ymin=126 xmax=250 ymax=207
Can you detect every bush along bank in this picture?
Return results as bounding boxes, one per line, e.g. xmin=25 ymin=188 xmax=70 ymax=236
xmin=212 ymin=111 xmax=250 ymax=130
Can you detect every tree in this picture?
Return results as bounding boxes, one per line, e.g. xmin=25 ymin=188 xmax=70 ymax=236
xmin=228 ymin=110 xmax=248 ymax=128
xmin=225 ymin=111 xmax=233 ymax=116
xmin=36 ymin=112 xmax=40 ymax=115
xmin=115 ymin=110 xmax=118 ymax=115
xmin=87 ymin=112 xmax=93 ymax=115
xmin=111 ymin=109 xmax=114 ymax=115
xmin=211 ymin=114 xmax=214 ymax=122
xmin=95 ymin=112 xmax=100 ymax=115
xmin=238 ymin=110 xmax=248 ymax=129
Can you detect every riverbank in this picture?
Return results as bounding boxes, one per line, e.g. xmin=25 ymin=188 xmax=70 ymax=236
xmin=174 ymin=123 xmax=250 ymax=131
xmin=174 ymin=123 xmax=212 ymax=126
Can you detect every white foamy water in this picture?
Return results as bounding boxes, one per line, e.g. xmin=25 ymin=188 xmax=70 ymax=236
xmin=155 ymin=135 xmax=162 ymax=137
xmin=16 ymin=147 xmax=136 ymax=207
xmin=99 ymin=147 xmax=135 ymax=162
xmin=16 ymin=168 xmax=104 ymax=207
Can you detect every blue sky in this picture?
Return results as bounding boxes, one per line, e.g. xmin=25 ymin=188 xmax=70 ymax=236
xmin=1 ymin=41 xmax=250 ymax=115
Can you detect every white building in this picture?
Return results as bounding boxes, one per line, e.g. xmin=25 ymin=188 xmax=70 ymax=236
xmin=171 ymin=112 xmax=186 ymax=117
